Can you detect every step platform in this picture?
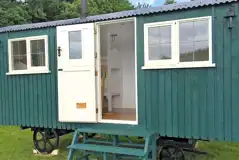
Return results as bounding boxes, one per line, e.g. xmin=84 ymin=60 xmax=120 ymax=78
xmin=67 ymin=127 xmax=158 ymax=160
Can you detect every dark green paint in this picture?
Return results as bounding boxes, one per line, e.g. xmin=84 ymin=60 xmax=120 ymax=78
xmin=0 ymin=2 xmax=239 ymax=142
xmin=136 ymin=3 xmax=239 ymax=142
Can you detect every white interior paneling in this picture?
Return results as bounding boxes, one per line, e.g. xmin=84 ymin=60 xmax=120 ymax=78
xmin=100 ymin=21 xmax=136 ymax=109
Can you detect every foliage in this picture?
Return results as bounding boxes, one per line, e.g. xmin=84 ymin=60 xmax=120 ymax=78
xmin=87 ymin=0 xmax=134 ymax=15
xmin=0 ymin=0 xmax=134 ymax=27
xmin=0 ymin=0 xmax=29 ymax=27
xmin=164 ymin=0 xmax=176 ymax=5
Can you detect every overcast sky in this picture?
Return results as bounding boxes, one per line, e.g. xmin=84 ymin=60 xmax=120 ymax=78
xmin=130 ymin=0 xmax=190 ymax=6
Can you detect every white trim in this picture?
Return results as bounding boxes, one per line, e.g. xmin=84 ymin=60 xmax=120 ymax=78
xmin=7 ymin=35 xmax=49 ymax=75
xmin=142 ymin=63 xmax=216 ymax=70
xmin=6 ymin=70 xmax=51 ymax=75
xmin=143 ymin=16 xmax=214 ymax=69
xmin=96 ymin=17 xmax=138 ymax=125
xmin=96 ymin=23 xmax=102 ymax=122
xmin=98 ymin=119 xmax=138 ymax=125
xmin=134 ymin=17 xmax=139 ymax=125
xmin=95 ymin=17 xmax=135 ymax=26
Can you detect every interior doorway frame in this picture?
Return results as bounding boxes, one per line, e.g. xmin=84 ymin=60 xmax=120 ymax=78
xmin=95 ymin=17 xmax=138 ymax=125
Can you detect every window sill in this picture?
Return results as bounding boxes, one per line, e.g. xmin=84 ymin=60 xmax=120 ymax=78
xmin=142 ymin=63 xmax=216 ymax=70
xmin=6 ymin=70 xmax=51 ymax=76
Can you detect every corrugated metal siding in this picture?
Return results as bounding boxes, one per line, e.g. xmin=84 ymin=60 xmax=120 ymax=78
xmin=137 ymin=3 xmax=239 ymax=142
xmin=0 ymin=0 xmax=236 ymax=33
xmin=0 ymin=28 xmax=58 ymax=128
xmin=0 ymin=27 xmax=138 ymax=131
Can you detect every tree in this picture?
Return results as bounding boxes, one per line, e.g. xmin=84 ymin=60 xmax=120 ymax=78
xmin=0 ymin=0 xmax=135 ymax=27
xmin=0 ymin=0 xmax=29 ymax=27
xmin=164 ymin=0 xmax=176 ymax=5
xmin=24 ymin=0 xmax=63 ymax=23
xmin=87 ymin=0 xmax=134 ymax=15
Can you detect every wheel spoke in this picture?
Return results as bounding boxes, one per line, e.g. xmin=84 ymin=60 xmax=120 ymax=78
xmin=46 ymin=139 xmax=54 ymax=148
xmin=43 ymin=141 xmax=47 ymax=151
xmin=175 ymin=151 xmax=184 ymax=159
xmin=36 ymin=139 xmax=44 ymax=142
xmin=169 ymin=147 xmax=176 ymax=155
xmin=40 ymin=132 xmax=44 ymax=138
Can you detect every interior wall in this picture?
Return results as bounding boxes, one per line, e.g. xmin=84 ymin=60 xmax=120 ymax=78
xmin=100 ymin=21 xmax=136 ymax=109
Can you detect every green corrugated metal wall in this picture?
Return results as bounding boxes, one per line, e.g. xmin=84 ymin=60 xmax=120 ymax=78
xmin=0 ymin=27 xmax=136 ymax=131
xmin=137 ymin=3 xmax=239 ymax=142
xmin=0 ymin=2 xmax=239 ymax=142
xmin=0 ymin=28 xmax=60 ymax=128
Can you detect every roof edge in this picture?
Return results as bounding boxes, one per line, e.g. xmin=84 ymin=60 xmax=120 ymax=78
xmin=0 ymin=0 xmax=236 ymax=33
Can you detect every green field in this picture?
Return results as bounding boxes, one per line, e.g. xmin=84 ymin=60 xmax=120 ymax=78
xmin=0 ymin=126 xmax=239 ymax=160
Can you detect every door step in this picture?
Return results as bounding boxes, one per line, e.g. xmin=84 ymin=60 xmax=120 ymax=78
xmin=67 ymin=127 xmax=158 ymax=160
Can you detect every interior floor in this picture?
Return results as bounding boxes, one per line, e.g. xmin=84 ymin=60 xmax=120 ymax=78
xmin=103 ymin=112 xmax=136 ymax=121
xmin=99 ymin=20 xmax=136 ymax=122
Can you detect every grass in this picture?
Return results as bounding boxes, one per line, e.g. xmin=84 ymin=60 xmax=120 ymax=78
xmin=0 ymin=126 xmax=239 ymax=160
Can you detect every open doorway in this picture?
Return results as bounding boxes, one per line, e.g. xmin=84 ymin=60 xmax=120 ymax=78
xmin=97 ymin=19 xmax=137 ymax=123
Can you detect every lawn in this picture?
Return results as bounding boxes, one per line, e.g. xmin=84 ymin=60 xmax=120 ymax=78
xmin=0 ymin=126 xmax=239 ymax=160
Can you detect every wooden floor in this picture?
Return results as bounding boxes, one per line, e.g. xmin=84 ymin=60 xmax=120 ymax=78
xmin=102 ymin=112 xmax=136 ymax=121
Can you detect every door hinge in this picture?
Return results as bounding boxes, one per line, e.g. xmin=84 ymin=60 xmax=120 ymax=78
xmin=95 ymin=71 xmax=98 ymax=76
xmin=95 ymin=52 xmax=97 ymax=58
xmin=96 ymin=108 xmax=98 ymax=113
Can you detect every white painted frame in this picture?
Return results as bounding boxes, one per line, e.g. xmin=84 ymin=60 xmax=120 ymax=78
xmin=142 ymin=16 xmax=216 ymax=70
xmin=7 ymin=35 xmax=49 ymax=75
xmin=95 ymin=17 xmax=138 ymax=125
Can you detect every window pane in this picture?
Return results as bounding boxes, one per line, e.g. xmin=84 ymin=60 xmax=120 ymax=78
xmin=180 ymin=42 xmax=194 ymax=62
xmin=194 ymin=20 xmax=208 ymax=41
xmin=69 ymin=31 xmax=82 ymax=59
xmin=194 ymin=41 xmax=209 ymax=61
xmin=179 ymin=22 xmax=194 ymax=42
xmin=11 ymin=40 xmax=27 ymax=70
xmin=30 ymin=39 xmax=45 ymax=66
xmin=180 ymin=42 xmax=209 ymax=62
xmin=179 ymin=19 xmax=209 ymax=62
xmin=148 ymin=25 xmax=171 ymax=60
xmin=149 ymin=43 xmax=171 ymax=60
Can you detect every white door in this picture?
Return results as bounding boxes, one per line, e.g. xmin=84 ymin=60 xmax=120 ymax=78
xmin=57 ymin=23 xmax=97 ymax=123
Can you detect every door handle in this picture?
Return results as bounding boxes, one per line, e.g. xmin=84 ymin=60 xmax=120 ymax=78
xmin=57 ymin=46 xmax=62 ymax=57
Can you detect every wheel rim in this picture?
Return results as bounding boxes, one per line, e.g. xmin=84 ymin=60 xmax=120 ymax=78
xmin=33 ymin=129 xmax=59 ymax=154
xmin=159 ymin=145 xmax=185 ymax=160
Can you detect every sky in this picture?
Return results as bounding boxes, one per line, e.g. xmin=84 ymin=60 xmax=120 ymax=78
xmin=130 ymin=0 xmax=190 ymax=6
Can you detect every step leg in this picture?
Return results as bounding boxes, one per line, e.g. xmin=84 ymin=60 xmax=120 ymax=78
xmin=103 ymin=152 xmax=107 ymax=160
xmin=83 ymin=151 xmax=89 ymax=160
xmin=67 ymin=149 xmax=75 ymax=160
xmin=151 ymin=134 xmax=157 ymax=160
xmin=113 ymin=135 xmax=119 ymax=160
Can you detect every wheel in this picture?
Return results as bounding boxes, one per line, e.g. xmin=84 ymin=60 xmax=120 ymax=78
xmin=158 ymin=144 xmax=185 ymax=160
xmin=33 ymin=128 xmax=59 ymax=154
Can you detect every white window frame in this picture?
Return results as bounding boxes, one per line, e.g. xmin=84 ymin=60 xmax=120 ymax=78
xmin=7 ymin=35 xmax=50 ymax=75
xmin=142 ymin=16 xmax=216 ymax=70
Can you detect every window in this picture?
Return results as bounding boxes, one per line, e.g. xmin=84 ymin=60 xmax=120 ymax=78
xmin=8 ymin=35 xmax=49 ymax=75
xmin=69 ymin=31 xmax=82 ymax=59
xmin=143 ymin=16 xmax=215 ymax=69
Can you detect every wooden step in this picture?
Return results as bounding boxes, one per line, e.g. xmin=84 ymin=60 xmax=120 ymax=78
xmin=68 ymin=144 xmax=146 ymax=157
